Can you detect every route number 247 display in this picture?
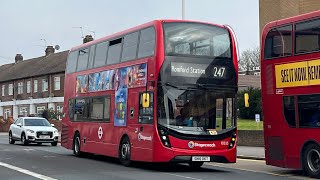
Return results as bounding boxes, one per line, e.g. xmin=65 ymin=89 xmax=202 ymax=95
xmin=213 ymin=67 xmax=226 ymax=78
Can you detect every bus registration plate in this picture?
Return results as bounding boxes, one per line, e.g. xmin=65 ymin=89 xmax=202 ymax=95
xmin=192 ymin=156 xmax=210 ymax=162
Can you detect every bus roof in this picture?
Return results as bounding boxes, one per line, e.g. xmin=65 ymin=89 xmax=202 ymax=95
xmin=263 ymin=10 xmax=320 ymax=32
xmin=70 ymin=19 xmax=226 ymax=52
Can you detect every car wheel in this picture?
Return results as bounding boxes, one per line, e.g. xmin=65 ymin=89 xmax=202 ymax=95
xmin=51 ymin=142 xmax=58 ymax=146
xmin=21 ymin=133 xmax=29 ymax=146
xmin=119 ymin=136 xmax=132 ymax=166
xmin=9 ymin=132 xmax=15 ymax=144
xmin=303 ymin=143 xmax=320 ymax=178
xmin=188 ymin=162 xmax=204 ymax=169
xmin=73 ymin=134 xmax=82 ymax=157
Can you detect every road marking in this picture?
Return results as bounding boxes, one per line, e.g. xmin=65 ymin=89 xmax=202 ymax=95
xmin=206 ymin=163 xmax=305 ymax=180
xmin=164 ymin=173 xmax=203 ymax=180
xmin=0 ymin=161 xmax=57 ymax=180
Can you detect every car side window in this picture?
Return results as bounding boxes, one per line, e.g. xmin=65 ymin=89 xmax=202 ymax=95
xmin=15 ymin=118 xmax=21 ymax=125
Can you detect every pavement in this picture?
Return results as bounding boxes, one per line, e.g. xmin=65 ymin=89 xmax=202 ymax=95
xmin=0 ymin=132 xmax=265 ymax=160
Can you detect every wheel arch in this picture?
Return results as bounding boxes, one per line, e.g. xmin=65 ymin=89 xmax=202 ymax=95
xmin=300 ymin=139 xmax=320 ymax=169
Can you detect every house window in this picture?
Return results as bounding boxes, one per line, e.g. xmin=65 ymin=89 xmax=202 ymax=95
xmin=8 ymin=84 xmax=13 ymax=95
xmin=1 ymin=85 xmax=4 ymax=96
xmin=27 ymin=81 xmax=31 ymax=93
xmin=18 ymin=82 xmax=23 ymax=94
xmin=57 ymin=105 xmax=63 ymax=120
xmin=4 ymin=109 xmax=11 ymax=120
xmin=34 ymin=80 xmax=38 ymax=92
xmin=42 ymin=79 xmax=48 ymax=92
xmin=19 ymin=107 xmax=28 ymax=117
xmin=54 ymin=76 xmax=61 ymax=90
xmin=37 ymin=106 xmax=45 ymax=115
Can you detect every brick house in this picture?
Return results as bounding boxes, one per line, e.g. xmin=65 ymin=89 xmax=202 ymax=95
xmin=0 ymin=46 xmax=68 ymax=120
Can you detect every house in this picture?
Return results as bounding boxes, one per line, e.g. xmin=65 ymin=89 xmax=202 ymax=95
xmin=238 ymin=75 xmax=261 ymax=91
xmin=0 ymin=46 xmax=68 ymax=120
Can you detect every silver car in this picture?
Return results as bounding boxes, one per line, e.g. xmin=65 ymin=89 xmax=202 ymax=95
xmin=8 ymin=117 xmax=59 ymax=146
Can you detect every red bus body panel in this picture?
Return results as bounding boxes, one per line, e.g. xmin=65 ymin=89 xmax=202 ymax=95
xmin=62 ymin=19 xmax=238 ymax=163
xmin=261 ymin=10 xmax=320 ymax=169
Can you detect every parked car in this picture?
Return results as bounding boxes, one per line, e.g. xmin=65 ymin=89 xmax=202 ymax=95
xmin=8 ymin=117 xmax=59 ymax=146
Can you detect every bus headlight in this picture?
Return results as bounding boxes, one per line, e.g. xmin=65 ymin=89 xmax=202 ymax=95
xmin=158 ymin=126 xmax=171 ymax=148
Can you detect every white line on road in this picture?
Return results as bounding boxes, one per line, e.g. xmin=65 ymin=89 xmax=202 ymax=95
xmin=164 ymin=173 xmax=203 ymax=180
xmin=0 ymin=161 xmax=57 ymax=180
xmin=206 ymin=163 xmax=305 ymax=180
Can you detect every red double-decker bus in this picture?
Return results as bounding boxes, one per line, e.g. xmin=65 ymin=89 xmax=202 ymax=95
xmin=62 ymin=20 xmax=239 ymax=168
xmin=261 ymin=10 xmax=320 ymax=178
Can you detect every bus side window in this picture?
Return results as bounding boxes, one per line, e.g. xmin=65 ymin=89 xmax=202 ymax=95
xmin=139 ymin=92 xmax=154 ymax=124
xmin=68 ymin=99 xmax=74 ymax=120
xmin=66 ymin=51 xmax=78 ymax=73
xmin=264 ymin=25 xmax=292 ymax=59
xmin=298 ymin=95 xmax=320 ymax=128
xmin=138 ymin=27 xmax=155 ymax=58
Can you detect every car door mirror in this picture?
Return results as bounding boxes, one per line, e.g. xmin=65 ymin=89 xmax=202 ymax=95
xmin=17 ymin=123 xmax=22 ymax=127
xmin=51 ymin=124 xmax=55 ymax=127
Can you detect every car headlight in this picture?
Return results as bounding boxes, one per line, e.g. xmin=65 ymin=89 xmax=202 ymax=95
xmin=26 ymin=129 xmax=34 ymax=133
xmin=54 ymin=130 xmax=58 ymax=134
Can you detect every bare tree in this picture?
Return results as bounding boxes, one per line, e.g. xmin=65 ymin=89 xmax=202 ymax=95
xmin=238 ymin=46 xmax=260 ymax=72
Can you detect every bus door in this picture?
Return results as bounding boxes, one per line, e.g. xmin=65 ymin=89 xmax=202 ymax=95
xmin=131 ymin=91 xmax=154 ymax=161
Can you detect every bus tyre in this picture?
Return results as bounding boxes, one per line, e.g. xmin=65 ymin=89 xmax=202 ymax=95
xmin=303 ymin=143 xmax=320 ymax=178
xmin=9 ymin=132 xmax=15 ymax=144
xmin=73 ymin=134 xmax=82 ymax=157
xmin=188 ymin=162 xmax=204 ymax=169
xmin=119 ymin=136 xmax=131 ymax=166
xmin=21 ymin=133 xmax=29 ymax=146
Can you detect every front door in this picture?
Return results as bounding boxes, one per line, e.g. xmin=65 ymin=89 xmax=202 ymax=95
xmin=131 ymin=92 xmax=154 ymax=162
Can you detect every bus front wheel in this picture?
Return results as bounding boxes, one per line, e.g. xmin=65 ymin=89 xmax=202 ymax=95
xmin=303 ymin=143 xmax=320 ymax=178
xmin=119 ymin=136 xmax=131 ymax=166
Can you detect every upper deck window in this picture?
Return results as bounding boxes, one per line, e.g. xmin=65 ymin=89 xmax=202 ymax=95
xmin=94 ymin=41 xmax=108 ymax=68
xmin=138 ymin=27 xmax=156 ymax=58
xmin=107 ymin=38 xmax=122 ymax=65
xmin=87 ymin=45 xmax=96 ymax=69
xmin=163 ymin=22 xmax=231 ymax=58
xmin=122 ymin=31 xmax=139 ymax=61
xmin=77 ymin=48 xmax=89 ymax=71
xmin=66 ymin=51 xmax=78 ymax=73
xmin=264 ymin=25 xmax=292 ymax=59
xmin=295 ymin=18 xmax=320 ymax=54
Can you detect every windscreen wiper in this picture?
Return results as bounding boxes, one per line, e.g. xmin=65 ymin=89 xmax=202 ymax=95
xmin=164 ymin=83 xmax=188 ymax=90
xmin=182 ymin=83 xmax=206 ymax=89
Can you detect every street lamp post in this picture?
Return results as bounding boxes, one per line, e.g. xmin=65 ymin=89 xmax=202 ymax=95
xmin=182 ymin=0 xmax=185 ymax=20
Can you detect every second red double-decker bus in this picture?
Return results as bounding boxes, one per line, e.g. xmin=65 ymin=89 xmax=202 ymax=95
xmin=62 ymin=20 xmax=239 ymax=168
xmin=261 ymin=10 xmax=320 ymax=178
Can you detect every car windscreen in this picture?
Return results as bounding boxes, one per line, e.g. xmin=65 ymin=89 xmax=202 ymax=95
xmin=24 ymin=119 xmax=51 ymax=126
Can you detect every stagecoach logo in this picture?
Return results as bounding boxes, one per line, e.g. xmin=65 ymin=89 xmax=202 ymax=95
xmin=138 ymin=133 xmax=152 ymax=141
xmin=98 ymin=126 xmax=103 ymax=140
xmin=188 ymin=141 xmax=216 ymax=149
xmin=188 ymin=141 xmax=195 ymax=148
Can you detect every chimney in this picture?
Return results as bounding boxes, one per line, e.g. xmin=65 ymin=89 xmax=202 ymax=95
xmin=83 ymin=35 xmax=94 ymax=44
xmin=45 ymin=46 xmax=55 ymax=56
xmin=15 ymin=54 xmax=23 ymax=63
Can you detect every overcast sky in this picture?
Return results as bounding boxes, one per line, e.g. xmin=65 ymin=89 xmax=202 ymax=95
xmin=0 ymin=0 xmax=259 ymax=65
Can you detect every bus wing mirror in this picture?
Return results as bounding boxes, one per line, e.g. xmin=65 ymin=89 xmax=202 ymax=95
xmin=142 ymin=93 xmax=150 ymax=108
xmin=244 ymin=93 xmax=249 ymax=107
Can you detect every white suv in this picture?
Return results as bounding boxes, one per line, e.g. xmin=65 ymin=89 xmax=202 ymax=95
xmin=9 ymin=117 xmax=59 ymax=146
